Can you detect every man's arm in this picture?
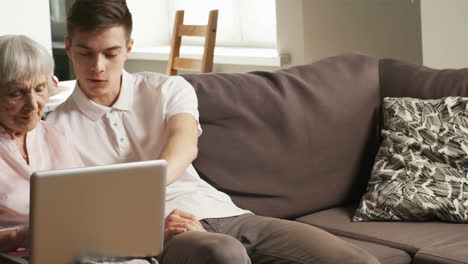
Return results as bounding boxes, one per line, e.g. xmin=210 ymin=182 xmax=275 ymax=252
xmin=159 ymin=113 xmax=199 ymax=185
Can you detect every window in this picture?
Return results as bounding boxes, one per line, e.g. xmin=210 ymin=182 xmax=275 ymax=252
xmin=128 ymin=0 xmax=277 ymax=48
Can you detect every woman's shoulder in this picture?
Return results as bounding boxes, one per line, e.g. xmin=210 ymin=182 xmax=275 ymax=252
xmin=37 ymin=120 xmax=66 ymax=139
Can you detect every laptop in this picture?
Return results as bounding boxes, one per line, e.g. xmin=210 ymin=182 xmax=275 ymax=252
xmin=0 ymin=160 xmax=167 ymax=264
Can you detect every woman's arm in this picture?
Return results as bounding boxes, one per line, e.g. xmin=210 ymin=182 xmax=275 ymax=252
xmin=0 ymin=225 xmax=28 ymax=252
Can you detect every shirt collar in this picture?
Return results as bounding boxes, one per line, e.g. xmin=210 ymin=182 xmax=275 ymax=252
xmin=112 ymin=71 xmax=135 ymax=111
xmin=71 ymin=70 xmax=135 ymax=121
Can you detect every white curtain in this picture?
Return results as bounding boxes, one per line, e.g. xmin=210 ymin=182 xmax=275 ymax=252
xmin=168 ymin=0 xmax=277 ymax=48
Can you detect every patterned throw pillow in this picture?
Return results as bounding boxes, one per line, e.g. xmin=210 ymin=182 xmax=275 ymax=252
xmin=354 ymin=97 xmax=468 ymax=222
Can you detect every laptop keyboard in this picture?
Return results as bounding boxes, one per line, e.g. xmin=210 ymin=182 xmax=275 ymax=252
xmin=0 ymin=254 xmax=29 ymax=263
xmin=0 ymin=257 xmax=20 ymax=264
xmin=18 ymin=255 xmax=29 ymax=261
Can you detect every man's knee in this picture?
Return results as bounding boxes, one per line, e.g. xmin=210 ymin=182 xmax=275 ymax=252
xmin=195 ymin=234 xmax=249 ymax=264
xmin=161 ymin=232 xmax=250 ymax=264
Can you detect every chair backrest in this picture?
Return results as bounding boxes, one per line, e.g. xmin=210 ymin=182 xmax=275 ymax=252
xmin=166 ymin=10 xmax=219 ymax=76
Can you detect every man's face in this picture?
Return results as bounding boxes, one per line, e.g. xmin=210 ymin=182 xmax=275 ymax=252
xmin=65 ymin=26 xmax=133 ymax=106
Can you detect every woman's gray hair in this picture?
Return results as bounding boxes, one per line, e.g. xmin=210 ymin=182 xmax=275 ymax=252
xmin=0 ymin=35 xmax=55 ymax=88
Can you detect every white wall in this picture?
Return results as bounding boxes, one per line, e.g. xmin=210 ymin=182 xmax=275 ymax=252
xmin=302 ymin=0 xmax=422 ymax=64
xmin=421 ymin=0 xmax=468 ymax=69
xmin=276 ymin=0 xmax=305 ymax=66
xmin=127 ymin=0 xmax=170 ymax=47
xmin=0 ymin=0 xmax=52 ymax=54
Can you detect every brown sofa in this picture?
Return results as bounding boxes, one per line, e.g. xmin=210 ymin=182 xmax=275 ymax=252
xmin=183 ymin=53 xmax=468 ymax=264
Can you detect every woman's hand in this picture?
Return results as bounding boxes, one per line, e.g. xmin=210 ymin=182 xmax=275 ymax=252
xmin=164 ymin=209 xmax=206 ymax=242
xmin=0 ymin=225 xmax=29 ymax=252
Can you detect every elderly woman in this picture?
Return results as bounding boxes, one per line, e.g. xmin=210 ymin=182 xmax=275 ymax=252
xmin=0 ymin=34 xmax=83 ymax=252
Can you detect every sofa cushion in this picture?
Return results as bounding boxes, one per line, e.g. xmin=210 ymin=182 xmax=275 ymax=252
xmin=354 ymin=96 xmax=468 ymax=222
xmin=414 ymin=241 xmax=468 ymax=264
xmin=296 ymin=206 xmax=468 ymax=256
xmin=183 ymin=53 xmax=380 ymax=218
xmin=338 ymin=236 xmax=412 ymax=264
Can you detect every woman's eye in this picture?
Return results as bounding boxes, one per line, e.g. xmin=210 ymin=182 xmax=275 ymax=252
xmin=8 ymin=91 xmax=22 ymax=98
xmin=106 ymin=54 xmax=117 ymax=58
xmin=79 ymin=53 xmax=92 ymax=57
xmin=35 ymin=86 xmax=46 ymax=93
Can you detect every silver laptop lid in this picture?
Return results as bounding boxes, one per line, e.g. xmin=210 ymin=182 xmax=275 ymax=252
xmin=29 ymin=160 xmax=166 ymax=264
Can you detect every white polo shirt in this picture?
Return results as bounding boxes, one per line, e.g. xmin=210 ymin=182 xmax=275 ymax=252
xmin=46 ymin=71 xmax=249 ymax=220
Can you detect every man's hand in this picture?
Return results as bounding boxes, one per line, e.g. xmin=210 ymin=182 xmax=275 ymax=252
xmin=0 ymin=225 xmax=29 ymax=252
xmin=164 ymin=209 xmax=206 ymax=242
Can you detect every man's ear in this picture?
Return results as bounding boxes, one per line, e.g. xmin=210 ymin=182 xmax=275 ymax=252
xmin=64 ymin=35 xmax=72 ymax=58
xmin=125 ymin=39 xmax=134 ymax=59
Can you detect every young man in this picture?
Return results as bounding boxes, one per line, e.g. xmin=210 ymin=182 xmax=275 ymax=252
xmin=47 ymin=1 xmax=380 ymax=263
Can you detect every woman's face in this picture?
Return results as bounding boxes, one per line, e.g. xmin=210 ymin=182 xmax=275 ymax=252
xmin=0 ymin=78 xmax=48 ymax=134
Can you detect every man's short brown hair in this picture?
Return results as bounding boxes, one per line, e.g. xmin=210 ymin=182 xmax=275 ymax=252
xmin=67 ymin=0 xmax=133 ymax=42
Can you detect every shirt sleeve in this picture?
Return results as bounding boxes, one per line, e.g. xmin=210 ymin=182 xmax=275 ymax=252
xmin=163 ymin=76 xmax=203 ymax=136
xmin=0 ymin=160 xmax=29 ymax=231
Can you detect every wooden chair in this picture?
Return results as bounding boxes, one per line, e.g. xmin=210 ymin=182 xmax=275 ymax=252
xmin=166 ymin=10 xmax=219 ymax=76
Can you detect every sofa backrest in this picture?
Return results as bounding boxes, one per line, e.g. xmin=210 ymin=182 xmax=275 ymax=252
xmin=379 ymin=58 xmax=468 ymax=99
xmin=183 ymin=53 xmax=381 ymax=219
